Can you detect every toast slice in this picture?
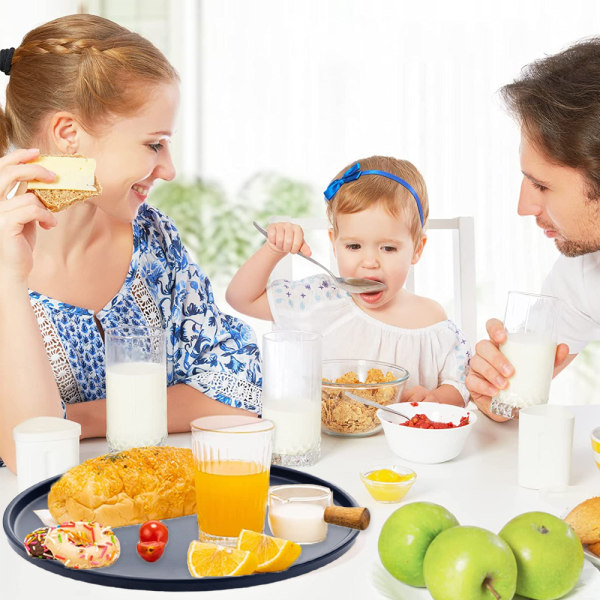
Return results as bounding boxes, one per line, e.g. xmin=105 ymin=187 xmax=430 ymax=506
xmin=29 ymin=184 xmax=101 ymax=212
xmin=27 ymin=155 xmax=101 ymax=212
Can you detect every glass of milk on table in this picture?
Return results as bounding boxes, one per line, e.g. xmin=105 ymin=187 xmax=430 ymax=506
xmin=105 ymin=326 xmax=167 ymax=452
xmin=261 ymin=330 xmax=322 ymax=466
xmin=490 ymin=292 xmax=561 ymax=419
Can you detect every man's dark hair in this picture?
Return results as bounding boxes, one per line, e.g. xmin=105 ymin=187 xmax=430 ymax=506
xmin=501 ymin=37 xmax=600 ymax=199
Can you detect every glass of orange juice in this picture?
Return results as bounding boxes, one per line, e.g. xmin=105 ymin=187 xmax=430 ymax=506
xmin=190 ymin=415 xmax=274 ymax=546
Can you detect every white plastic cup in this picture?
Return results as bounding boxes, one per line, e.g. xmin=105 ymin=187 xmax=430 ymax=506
xmin=13 ymin=416 xmax=81 ymax=492
xmin=518 ymin=405 xmax=574 ymax=490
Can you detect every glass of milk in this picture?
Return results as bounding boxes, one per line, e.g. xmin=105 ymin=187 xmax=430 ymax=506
xmin=261 ymin=330 xmax=322 ymax=466
xmin=105 ymin=326 xmax=167 ymax=452
xmin=490 ymin=292 xmax=561 ymax=419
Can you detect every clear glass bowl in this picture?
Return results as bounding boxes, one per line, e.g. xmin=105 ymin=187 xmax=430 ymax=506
xmin=360 ymin=464 xmax=416 ymax=503
xmin=268 ymin=484 xmax=332 ymax=544
xmin=321 ymin=359 xmax=409 ymax=437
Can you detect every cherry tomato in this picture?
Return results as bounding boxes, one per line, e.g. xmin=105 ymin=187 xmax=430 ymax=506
xmin=139 ymin=520 xmax=169 ymax=544
xmin=136 ymin=540 xmax=166 ymax=562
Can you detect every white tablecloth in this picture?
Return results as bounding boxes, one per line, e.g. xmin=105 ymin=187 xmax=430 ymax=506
xmin=2 ymin=405 xmax=600 ymax=599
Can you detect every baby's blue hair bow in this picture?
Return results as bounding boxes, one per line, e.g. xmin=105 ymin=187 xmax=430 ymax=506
xmin=323 ymin=162 xmax=424 ymax=226
xmin=323 ymin=163 xmax=362 ymax=201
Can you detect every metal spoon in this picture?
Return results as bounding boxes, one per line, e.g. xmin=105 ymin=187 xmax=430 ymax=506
xmin=345 ymin=392 xmax=410 ymax=421
xmin=253 ymin=221 xmax=387 ymax=294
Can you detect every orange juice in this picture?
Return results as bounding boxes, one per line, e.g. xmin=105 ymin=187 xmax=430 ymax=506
xmin=194 ymin=459 xmax=270 ymax=537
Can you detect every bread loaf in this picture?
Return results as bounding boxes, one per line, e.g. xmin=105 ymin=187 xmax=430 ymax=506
xmin=48 ymin=446 xmax=196 ymax=528
xmin=564 ymin=496 xmax=600 ymax=544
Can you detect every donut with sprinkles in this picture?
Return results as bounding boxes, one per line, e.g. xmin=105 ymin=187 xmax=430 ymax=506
xmin=24 ymin=527 xmax=53 ymax=559
xmin=43 ymin=521 xmax=120 ymax=569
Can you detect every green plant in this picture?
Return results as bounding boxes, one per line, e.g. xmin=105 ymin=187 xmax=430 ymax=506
xmin=149 ymin=172 xmax=317 ymax=286
xmin=240 ymin=172 xmax=315 ymax=225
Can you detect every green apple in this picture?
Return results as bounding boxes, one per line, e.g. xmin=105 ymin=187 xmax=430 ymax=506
xmin=499 ymin=511 xmax=584 ymax=600
xmin=423 ymin=525 xmax=517 ymax=600
xmin=378 ymin=501 xmax=459 ymax=587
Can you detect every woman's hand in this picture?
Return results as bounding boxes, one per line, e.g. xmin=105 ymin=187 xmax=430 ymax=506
xmin=264 ymin=222 xmax=312 ymax=256
xmin=0 ymin=149 xmax=57 ymax=283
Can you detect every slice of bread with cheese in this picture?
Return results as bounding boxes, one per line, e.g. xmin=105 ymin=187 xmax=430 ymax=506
xmin=27 ymin=155 xmax=101 ymax=212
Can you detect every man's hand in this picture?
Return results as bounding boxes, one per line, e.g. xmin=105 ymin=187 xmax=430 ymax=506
xmin=466 ymin=318 xmax=571 ymax=421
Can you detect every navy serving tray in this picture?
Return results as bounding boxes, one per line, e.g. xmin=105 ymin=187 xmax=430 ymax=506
xmin=3 ymin=465 xmax=359 ymax=591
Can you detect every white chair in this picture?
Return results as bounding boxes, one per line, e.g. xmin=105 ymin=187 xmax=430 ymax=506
xmin=268 ymin=215 xmax=477 ymax=345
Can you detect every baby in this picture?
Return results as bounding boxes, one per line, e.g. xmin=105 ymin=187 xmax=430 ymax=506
xmin=227 ymin=155 xmax=470 ymax=406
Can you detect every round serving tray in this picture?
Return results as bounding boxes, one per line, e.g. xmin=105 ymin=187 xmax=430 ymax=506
xmin=3 ymin=465 xmax=359 ymax=591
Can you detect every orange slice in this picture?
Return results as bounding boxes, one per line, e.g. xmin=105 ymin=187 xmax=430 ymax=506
xmin=237 ymin=529 xmax=301 ymax=573
xmin=187 ymin=540 xmax=258 ymax=578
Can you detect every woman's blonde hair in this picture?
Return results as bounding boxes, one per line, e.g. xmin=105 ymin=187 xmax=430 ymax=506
xmin=325 ymin=156 xmax=429 ymax=247
xmin=0 ymin=14 xmax=179 ymax=155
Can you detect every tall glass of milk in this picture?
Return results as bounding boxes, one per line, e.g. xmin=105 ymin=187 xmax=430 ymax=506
xmin=105 ymin=326 xmax=167 ymax=452
xmin=261 ymin=330 xmax=322 ymax=466
xmin=490 ymin=292 xmax=561 ymax=419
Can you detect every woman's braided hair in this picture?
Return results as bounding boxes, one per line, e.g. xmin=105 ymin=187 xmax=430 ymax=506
xmin=0 ymin=14 xmax=178 ymax=155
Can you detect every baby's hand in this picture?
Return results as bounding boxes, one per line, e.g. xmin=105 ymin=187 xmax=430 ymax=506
xmin=401 ymin=385 xmax=438 ymax=404
xmin=264 ymin=222 xmax=312 ymax=256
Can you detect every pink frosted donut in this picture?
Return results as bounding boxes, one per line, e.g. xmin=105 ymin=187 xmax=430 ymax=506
xmin=44 ymin=521 xmax=120 ymax=569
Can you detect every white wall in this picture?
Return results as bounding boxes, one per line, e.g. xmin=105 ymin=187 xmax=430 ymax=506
xmin=4 ymin=0 xmax=600 ymax=403
xmin=0 ymin=2 xmax=77 ymax=43
xmin=197 ymin=0 xmax=600 ymax=403
xmin=198 ymin=0 xmax=600 ymax=311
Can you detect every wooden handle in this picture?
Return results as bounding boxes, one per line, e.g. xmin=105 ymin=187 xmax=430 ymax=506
xmin=324 ymin=506 xmax=370 ymax=530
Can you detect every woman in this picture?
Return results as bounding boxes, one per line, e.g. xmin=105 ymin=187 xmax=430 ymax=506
xmin=0 ymin=14 xmax=261 ymax=472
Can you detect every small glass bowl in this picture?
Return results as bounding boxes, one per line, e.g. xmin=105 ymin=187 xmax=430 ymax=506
xmin=268 ymin=484 xmax=333 ymax=544
xmin=360 ymin=464 xmax=416 ymax=503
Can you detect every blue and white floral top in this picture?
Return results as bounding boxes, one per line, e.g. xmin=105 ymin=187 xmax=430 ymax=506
xmin=0 ymin=204 xmax=262 ymax=467
xmin=268 ymin=274 xmax=470 ymax=405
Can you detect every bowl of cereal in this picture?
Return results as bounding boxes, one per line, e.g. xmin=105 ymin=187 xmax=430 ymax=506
xmin=321 ymin=359 xmax=409 ymax=437
xmin=377 ymin=402 xmax=477 ymax=463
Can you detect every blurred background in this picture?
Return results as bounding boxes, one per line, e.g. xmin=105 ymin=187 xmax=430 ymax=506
xmin=3 ymin=0 xmax=600 ymax=404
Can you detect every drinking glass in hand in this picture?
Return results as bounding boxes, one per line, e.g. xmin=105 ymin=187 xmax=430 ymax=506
xmin=490 ymin=292 xmax=561 ymax=419
xmin=105 ymin=326 xmax=167 ymax=452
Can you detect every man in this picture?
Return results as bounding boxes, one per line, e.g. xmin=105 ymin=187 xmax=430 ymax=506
xmin=466 ymin=38 xmax=600 ymax=420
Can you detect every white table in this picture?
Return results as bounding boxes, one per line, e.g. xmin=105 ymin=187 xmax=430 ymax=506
xmin=2 ymin=405 xmax=600 ymax=599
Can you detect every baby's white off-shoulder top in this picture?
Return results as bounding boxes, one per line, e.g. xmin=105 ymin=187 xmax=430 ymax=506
xmin=268 ymin=274 xmax=471 ymax=405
